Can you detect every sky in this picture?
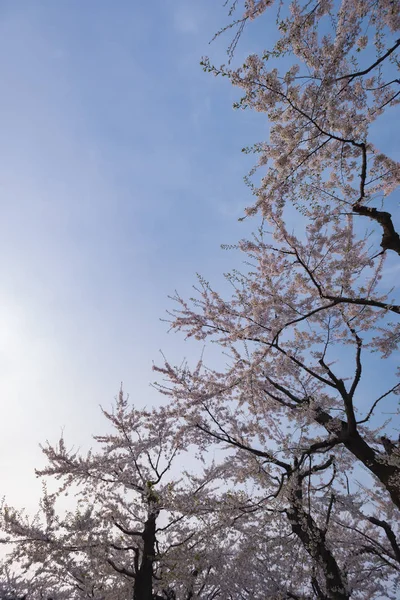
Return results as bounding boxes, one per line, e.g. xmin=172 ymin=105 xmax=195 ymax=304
xmin=0 ymin=0 xmax=270 ymax=509
xmin=0 ymin=1 xmax=398 ymax=515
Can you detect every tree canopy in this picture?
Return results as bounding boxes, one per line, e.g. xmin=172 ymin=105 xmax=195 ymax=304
xmin=1 ymin=1 xmax=399 ymax=598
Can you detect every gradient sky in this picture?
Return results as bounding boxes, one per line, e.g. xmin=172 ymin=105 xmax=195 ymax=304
xmin=0 ymin=0 xmax=269 ymax=509
xmin=0 ymin=1 xmax=398 ymax=513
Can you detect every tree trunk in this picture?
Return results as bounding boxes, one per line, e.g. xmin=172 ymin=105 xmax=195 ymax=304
xmin=134 ymin=507 xmax=158 ymax=600
xmin=315 ymin=410 xmax=400 ymax=510
xmin=287 ymin=474 xmax=349 ymax=600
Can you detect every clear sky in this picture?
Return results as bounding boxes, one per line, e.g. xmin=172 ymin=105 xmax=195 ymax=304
xmin=0 ymin=1 xmax=269 ymax=508
xmin=0 ymin=1 xmax=398 ymax=512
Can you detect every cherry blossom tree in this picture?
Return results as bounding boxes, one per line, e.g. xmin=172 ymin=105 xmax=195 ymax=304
xmin=2 ymin=1 xmax=400 ymax=598
xmin=152 ymin=3 xmax=400 ymax=592
xmin=204 ymin=0 xmax=400 ymax=254
xmin=0 ymin=391 xmax=223 ymax=600
xmin=146 ymin=3 xmax=400 ymax=596
xmin=155 ymin=214 xmax=400 ymax=498
xmin=1 ymin=548 xmax=131 ymax=600
xmin=6 ymin=385 xmax=398 ymax=598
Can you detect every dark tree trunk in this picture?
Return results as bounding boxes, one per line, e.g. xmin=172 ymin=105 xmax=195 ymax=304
xmin=287 ymin=474 xmax=349 ymax=600
xmin=134 ymin=505 xmax=159 ymax=600
xmin=344 ymin=430 xmax=400 ymax=509
xmin=316 ymin=410 xmax=400 ymax=510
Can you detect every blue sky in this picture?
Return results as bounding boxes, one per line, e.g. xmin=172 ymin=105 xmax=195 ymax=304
xmin=0 ymin=1 xmax=268 ymax=507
